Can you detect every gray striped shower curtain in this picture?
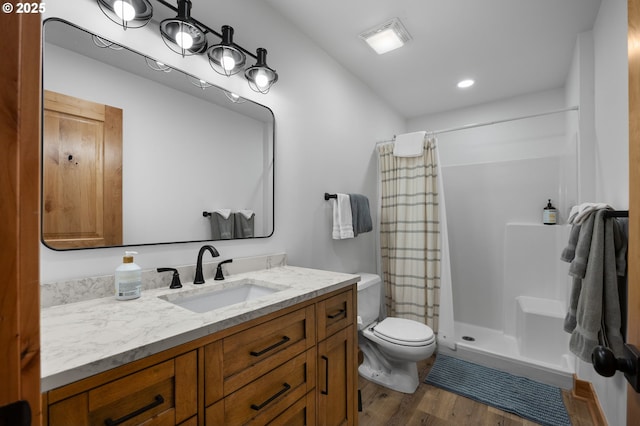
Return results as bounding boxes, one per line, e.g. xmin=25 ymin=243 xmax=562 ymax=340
xmin=377 ymin=137 xmax=440 ymax=331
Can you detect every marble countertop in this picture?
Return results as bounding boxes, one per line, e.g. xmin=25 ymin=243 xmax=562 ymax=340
xmin=41 ymin=265 xmax=359 ymax=392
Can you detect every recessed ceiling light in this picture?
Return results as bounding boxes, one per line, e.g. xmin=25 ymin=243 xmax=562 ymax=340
xmin=457 ymin=79 xmax=475 ymax=89
xmin=359 ymin=18 xmax=412 ymax=55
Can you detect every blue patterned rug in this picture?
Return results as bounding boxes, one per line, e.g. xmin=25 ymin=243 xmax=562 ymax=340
xmin=425 ymin=354 xmax=570 ymax=426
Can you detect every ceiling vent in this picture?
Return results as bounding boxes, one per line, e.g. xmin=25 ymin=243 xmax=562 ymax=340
xmin=359 ymin=17 xmax=412 ymax=55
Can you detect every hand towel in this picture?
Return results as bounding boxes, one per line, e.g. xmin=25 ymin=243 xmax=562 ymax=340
xmin=348 ymin=193 xmax=373 ymax=236
xmin=331 ymin=194 xmax=354 ymax=239
xmin=393 ymin=131 xmax=425 ymax=157
xmin=209 ymin=211 xmax=234 ymax=240
xmin=234 ymin=211 xmax=254 ymax=238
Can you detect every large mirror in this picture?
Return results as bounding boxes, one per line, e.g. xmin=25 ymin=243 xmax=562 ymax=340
xmin=42 ymin=19 xmax=274 ymax=250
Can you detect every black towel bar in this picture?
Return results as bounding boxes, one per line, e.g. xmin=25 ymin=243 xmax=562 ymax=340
xmin=603 ymin=210 xmax=629 ymax=218
xmin=324 ymin=193 xmax=337 ymax=200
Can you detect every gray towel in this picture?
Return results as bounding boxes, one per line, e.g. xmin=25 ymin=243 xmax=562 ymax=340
xmin=566 ymin=210 xmax=624 ymax=361
xmin=209 ymin=212 xmax=234 ymax=240
xmin=234 ymin=212 xmax=254 ymax=238
xmin=560 ymin=223 xmax=581 ymax=263
xmin=348 ymin=193 xmax=373 ymax=237
xmin=568 ymin=213 xmax=596 ymax=278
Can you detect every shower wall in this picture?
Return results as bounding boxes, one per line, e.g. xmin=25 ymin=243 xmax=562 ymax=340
xmin=409 ymin=88 xmax=575 ymax=333
xmin=441 ymin=157 xmax=562 ymax=330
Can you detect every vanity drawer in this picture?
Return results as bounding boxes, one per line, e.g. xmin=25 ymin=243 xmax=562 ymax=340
xmin=220 ymin=305 xmax=315 ymax=394
xmin=223 ymin=349 xmax=316 ymax=426
xmin=317 ymin=288 xmax=354 ymax=341
xmin=47 ymin=351 xmax=197 ymax=426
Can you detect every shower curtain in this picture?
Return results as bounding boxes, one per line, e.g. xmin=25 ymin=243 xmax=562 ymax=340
xmin=377 ymin=136 xmax=442 ymax=331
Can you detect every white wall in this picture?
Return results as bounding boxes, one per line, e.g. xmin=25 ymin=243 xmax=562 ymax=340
xmin=41 ymin=0 xmax=404 ymax=281
xmin=571 ymin=1 xmax=629 ymax=425
xmin=407 ymin=89 xmax=568 ymax=330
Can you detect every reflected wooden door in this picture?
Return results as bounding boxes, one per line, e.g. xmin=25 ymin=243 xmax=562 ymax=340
xmin=43 ymin=90 xmax=123 ymax=249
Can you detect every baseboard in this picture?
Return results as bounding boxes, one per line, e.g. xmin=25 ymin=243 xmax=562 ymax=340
xmin=572 ymin=375 xmax=607 ymax=425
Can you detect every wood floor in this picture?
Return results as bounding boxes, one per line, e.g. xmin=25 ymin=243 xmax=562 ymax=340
xmin=357 ymin=356 xmax=597 ymax=426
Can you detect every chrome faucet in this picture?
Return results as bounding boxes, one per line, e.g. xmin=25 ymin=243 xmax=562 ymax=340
xmin=194 ymin=245 xmax=220 ymax=284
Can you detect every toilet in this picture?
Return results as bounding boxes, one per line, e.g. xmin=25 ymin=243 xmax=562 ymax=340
xmin=357 ymin=273 xmax=436 ymax=394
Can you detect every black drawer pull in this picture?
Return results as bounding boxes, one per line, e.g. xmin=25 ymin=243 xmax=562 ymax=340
xmin=250 ymin=383 xmax=291 ymax=411
xmin=321 ymin=355 xmax=329 ymax=395
xmin=250 ymin=336 xmax=290 ymax=357
xmin=104 ymin=394 xmax=164 ymax=426
xmin=327 ymin=309 xmax=346 ymax=319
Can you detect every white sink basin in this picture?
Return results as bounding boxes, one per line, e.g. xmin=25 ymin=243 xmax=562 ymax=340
xmin=159 ymin=279 xmax=287 ymax=314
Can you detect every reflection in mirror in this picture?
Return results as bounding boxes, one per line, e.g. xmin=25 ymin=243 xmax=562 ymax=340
xmin=42 ymin=19 xmax=274 ymax=250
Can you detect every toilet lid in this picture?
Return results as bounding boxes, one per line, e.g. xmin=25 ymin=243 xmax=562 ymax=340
xmin=373 ymin=317 xmax=435 ymax=346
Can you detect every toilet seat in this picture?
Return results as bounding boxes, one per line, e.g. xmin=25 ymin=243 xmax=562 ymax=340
xmin=372 ymin=317 xmax=435 ymax=347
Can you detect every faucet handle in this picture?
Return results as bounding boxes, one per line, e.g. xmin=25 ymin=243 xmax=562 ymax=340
xmin=215 ymin=259 xmax=233 ymax=280
xmin=157 ymin=268 xmax=182 ymax=289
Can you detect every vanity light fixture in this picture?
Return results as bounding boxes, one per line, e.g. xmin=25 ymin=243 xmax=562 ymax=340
xmin=97 ymin=0 xmax=279 ymax=94
xmin=244 ymin=48 xmax=278 ymax=94
xmin=208 ymin=26 xmax=246 ymax=76
xmin=145 ymin=57 xmax=172 ymax=72
xmin=359 ymin=17 xmax=412 ymax=55
xmin=160 ymin=0 xmax=208 ymax=56
xmin=97 ymin=0 xmax=153 ymax=29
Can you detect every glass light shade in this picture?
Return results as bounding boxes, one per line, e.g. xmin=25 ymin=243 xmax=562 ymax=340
xmin=97 ymin=0 xmax=153 ymax=29
xmin=160 ymin=19 xmax=207 ymax=55
xmin=159 ymin=0 xmax=207 ymax=56
xmin=208 ymin=26 xmax=246 ymax=76
xmin=244 ymin=48 xmax=278 ymax=94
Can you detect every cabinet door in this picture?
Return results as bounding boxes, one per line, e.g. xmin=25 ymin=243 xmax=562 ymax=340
xmin=317 ymin=325 xmax=356 ymax=426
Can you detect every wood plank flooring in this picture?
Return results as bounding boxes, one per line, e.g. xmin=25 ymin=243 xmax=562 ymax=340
xmin=358 ymin=355 xmax=597 ymax=426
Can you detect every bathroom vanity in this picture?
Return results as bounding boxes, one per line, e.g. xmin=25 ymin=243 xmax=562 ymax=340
xmin=40 ymin=263 xmax=359 ymax=426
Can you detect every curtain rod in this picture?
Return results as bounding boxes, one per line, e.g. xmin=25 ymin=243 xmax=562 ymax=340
xmin=376 ymin=105 xmax=579 ymax=145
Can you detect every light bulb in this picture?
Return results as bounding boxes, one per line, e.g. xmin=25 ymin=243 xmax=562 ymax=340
xmin=114 ymin=1 xmax=135 ymax=22
xmin=255 ymin=70 xmax=269 ymax=89
xmin=175 ymin=30 xmax=194 ymax=49
xmin=221 ymin=51 xmax=236 ymax=71
xmin=229 ymin=92 xmax=240 ymax=101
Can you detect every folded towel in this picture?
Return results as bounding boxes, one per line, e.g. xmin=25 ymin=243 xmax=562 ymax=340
xmin=331 ymin=194 xmax=354 ymax=239
xmin=209 ymin=211 xmax=234 ymax=240
xmin=234 ymin=211 xmax=254 ymax=238
xmin=214 ymin=208 xmax=232 ymax=220
xmin=568 ymin=203 xmax=612 ymax=224
xmin=237 ymin=209 xmax=254 ymax=220
xmin=393 ymin=131 xmax=425 ymax=157
xmin=348 ymin=193 xmax=373 ymax=237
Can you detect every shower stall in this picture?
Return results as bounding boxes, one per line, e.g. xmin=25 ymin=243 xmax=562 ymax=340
xmin=430 ymin=103 xmax=580 ymax=389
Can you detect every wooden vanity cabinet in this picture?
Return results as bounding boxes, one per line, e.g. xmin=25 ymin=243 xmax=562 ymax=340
xmin=317 ymin=289 xmax=358 ymax=426
xmin=43 ymin=285 xmax=357 ymax=426
xmin=45 ymin=350 xmax=198 ymax=426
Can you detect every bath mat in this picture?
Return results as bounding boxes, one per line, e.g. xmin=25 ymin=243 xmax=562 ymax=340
xmin=424 ymin=354 xmax=570 ymax=426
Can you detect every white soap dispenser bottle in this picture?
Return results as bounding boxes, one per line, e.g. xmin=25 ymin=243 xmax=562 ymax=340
xmin=115 ymin=251 xmax=142 ymax=300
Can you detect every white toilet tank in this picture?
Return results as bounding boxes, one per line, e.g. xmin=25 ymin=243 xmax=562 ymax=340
xmin=357 ymin=273 xmax=382 ymax=328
